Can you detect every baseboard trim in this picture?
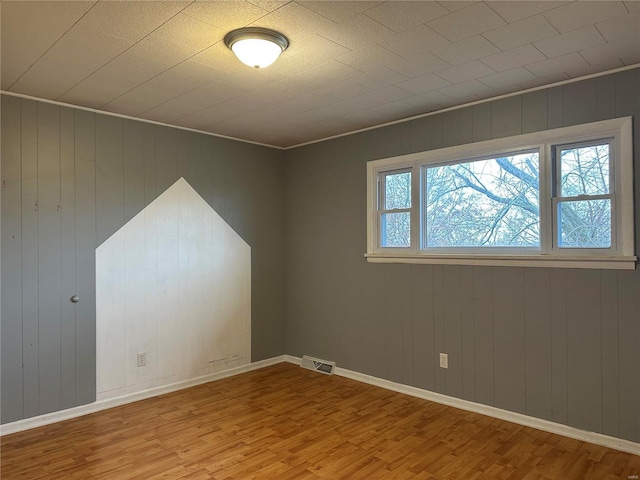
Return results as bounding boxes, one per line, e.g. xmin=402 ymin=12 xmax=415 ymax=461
xmin=4 ymin=355 xmax=639 ymax=456
xmin=0 ymin=356 xmax=286 ymax=436
xmin=284 ymin=355 xmax=639 ymax=456
xmin=284 ymin=354 xmax=303 ymax=365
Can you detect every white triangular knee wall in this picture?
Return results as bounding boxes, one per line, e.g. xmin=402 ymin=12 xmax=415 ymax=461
xmin=96 ymin=178 xmax=251 ymax=400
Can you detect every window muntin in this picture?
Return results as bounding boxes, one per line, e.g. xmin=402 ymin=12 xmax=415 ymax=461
xmin=423 ymin=151 xmax=540 ymax=249
xmin=366 ymin=117 xmax=634 ymax=269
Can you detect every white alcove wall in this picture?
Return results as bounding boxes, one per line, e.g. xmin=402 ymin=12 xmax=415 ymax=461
xmin=96 ymin=177 xmax=251 ymax=401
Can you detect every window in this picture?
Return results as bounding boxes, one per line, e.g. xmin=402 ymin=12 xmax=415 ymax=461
xmin=366 ymin=117 xmax=635 ymax=269
xmin=554 ymin=141 xmax=612 ymax=249
xmin=424 ymin=150 xmax=540 ymax=249
xmin=380 ymin=170 xmax=411 ymax=248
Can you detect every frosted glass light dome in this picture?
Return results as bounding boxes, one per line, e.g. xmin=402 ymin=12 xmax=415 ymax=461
xmin=224 ymin=27 xmax=289 ymax=69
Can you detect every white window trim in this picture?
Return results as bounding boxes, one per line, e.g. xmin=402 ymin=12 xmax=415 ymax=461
xmin=366 ymin=117 xmax=636 ymax=270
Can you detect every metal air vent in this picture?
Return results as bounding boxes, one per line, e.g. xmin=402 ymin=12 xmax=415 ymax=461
xmin=300 ymin=355 xmax=335 ymax=375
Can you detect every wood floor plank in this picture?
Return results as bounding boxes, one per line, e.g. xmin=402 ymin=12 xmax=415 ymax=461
xmin=1 ymin=363 xmax=638 ymax=480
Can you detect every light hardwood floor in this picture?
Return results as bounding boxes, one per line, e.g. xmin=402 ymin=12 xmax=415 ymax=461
xmin=2 ymin=363 xmax=639 ymax=479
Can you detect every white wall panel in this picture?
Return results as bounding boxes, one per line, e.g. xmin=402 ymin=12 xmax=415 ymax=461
xmin=123 ymin=212 xmax=147 ymax=389
xmin=95 ymin=233 xmax=126 ymax=393
xmin=96 ymin=177 xmax=251 ymax=400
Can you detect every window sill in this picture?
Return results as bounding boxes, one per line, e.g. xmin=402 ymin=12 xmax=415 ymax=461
xmin=364 ymin=253 xmax=637 ymax=270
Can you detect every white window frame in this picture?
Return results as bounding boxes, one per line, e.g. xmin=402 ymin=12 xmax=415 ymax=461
xmin=378 ymin=168 xmax=413 ymax=250
xmin=552 ymin=139 xmax=615 ymax=251
xmin=366 ymin=117 xmax=635 ymax=270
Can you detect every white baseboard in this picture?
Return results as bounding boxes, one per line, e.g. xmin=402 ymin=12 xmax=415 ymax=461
xmin=284 ymin=355 xmax=640 ymax=456
xmin=284 ymin=354 xmax=303 ymax=365
xmin=0 ymin=355 xmax=286 ymax=437
xmin=4 ymin=354 xmax=639 ymax=457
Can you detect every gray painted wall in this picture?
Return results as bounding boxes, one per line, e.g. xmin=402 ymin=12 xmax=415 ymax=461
xmin=284 ymin=68 xmax=640 ymax=442
xmin=1 ymin=96 xmax=285 ymax=423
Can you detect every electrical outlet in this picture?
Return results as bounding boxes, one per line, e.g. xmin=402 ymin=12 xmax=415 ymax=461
xmin=439 ymin=353 xmax=448 ymax=369
xmin=137 ymin=352 xmax=147 ymax=367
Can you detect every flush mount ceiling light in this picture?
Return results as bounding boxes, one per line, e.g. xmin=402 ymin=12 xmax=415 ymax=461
xmin=224 ymin=27 xmax=289 ymax=69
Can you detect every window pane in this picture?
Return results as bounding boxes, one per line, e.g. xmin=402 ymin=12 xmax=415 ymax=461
xmin=384 ymin=171 xmax=411 ymax=210
xmin=558 ymin=199 xmax=611 ymax=248
xmin=381 ymin=212 xmax=410 ymax=247
xmin=425 ymin=152 xmax=540 ymax=247
xmin=560 ymin=144 xmax=609 ymax=196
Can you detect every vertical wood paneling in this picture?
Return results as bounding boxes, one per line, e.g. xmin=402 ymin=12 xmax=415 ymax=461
xmin=459 ymin=107 xmax=473 ymax=145
xmin=155 ymin=173 xmax=179 ymax=378
xmin=282 ymin=156 xmax=307 ymax=359
xmin=224 ymin=142 xmax=250 ymax=240
xmin=314 ymin=164 xmax=338 ymax=360
xmin=367 ymin=123 xmax=413 ymax=159
xmin=566 ymin=270 xmax=602 ymax=433
xmin=362 ymin=266 xmax=387 ymax=378
xmin=123 ymin=120 xmax=144 ymax=223
xmin=472 ymin=104 xmax=491 ymax=142
xmin=186 ymin=132 xmax=203 ymax=199
xmin=563 ymin=79 xmax=597 ymax=126
xmin=143 ymin=123 xmax=156 ymax=208
xmin=617 ymin=270 xmax=640 ymax=442
xmin=614 ymin=68 xmax=639 ymax=117
xmin=143 ymin=186 xmax=158 ymax=384
xmin=473 ymin=266 xmax=494 ymax=406
xmin=283 ymin=167 xmax=318 ymax=357
xmin=442 ymin=266 xmax=462 ymax=398
xmin=74 ymin=110 xmax=96 ymax=406
xmin=459 ymin=266 xmax=475 ymax=402
xmin=442 ymin=110 xmax=461 ymax=147
xmin=21 ymin=99 xmax=40 ymax=418
xmin=547 ymin=87 xmax=564 ymax=128
xmin=175 ymin=130 xmax=188 ymax=181
xmin=522 ymin=90 xmax=547 ymax=134
xmin=337 ymin=149 xmax=366 ymax=370
xmin=549 ymin=269 xmax=568 ymax=424
xmin=323 ymin=266 xmax=342 ymax=365
xmin=430 ymin=115 xmax=443 ymax=150
xmin=600 ymin=270 xmax=619 ymax=438
xmin=595 ymin=75 xmax=616 ymax=120
xmin=524 ymin=268 xmax=552 ymax=421
xmin=344 ymin=267 xmax=364 ymax=373
xmin=493 ymin=267 xmax=525 ymax=414
xmin=400 ymin=264 xmax=413 ymax=386
xmin=95 ymin=209 xmax=125 ymax=393
xmin=124 ymin=207 xmax=146 ymax=389
xmin=410 ymin=116 xmax=433 ymax=152
xmin=411 ymin=265 xmax=434 ymax=391
xmin=94 ymin=115 xmax=124 ymax=400
xmin=1 ymin=95 xmax=24 ymax=422
xmin=59 ymin=107 xmax=77 ymax=410
xmin=156 ymin=126 xmax=177 ymax=196
xmin=96 ymin=115 xmax=124 ymax=245
xmin=122 ymin=119 xmax=145 ymax=389
xmin=491 ymin=96 xmax=522 ymax=138
xmin=432 ymin=265 xmax=445 ymax=393
xmin=309 ymin=206 xmax=338 ymax=362
xmin=385 ymin=265 xmax=404 ymax=383
xmin=203 ymin=137 xmax=219 ymax=213
xmin=37 ymin=102 xmax=62 ymax=414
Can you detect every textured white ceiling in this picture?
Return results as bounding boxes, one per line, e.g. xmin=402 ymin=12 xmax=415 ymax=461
xmin=2 ymin=1 xmax=639 ymax=148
